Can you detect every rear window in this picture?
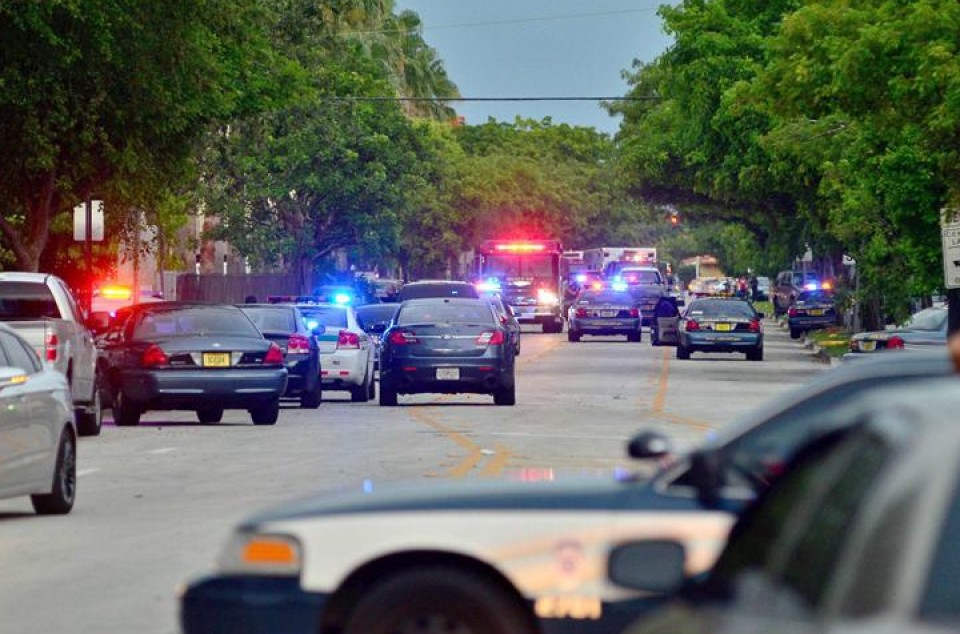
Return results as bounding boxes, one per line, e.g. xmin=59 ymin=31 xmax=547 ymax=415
xmin=797 ymin=291 xmax=833 ymax=303
xmin=355 ymin=304 xmax=398 ymax=327
xmin=132 ymin=307 xmax=259 ymax=338
xmin=398 ymin=284 xmax=479 ymax=301
xmin=398 ymin=302 xmax=494 ymax=325
xmin=0 ymin=281 xmax=62 ymax=320
xmin=578 ymin=291 xmax=634 ymax=305
xmin=240 ymin=307 xmax=296 ymax=333
xmin=687 ymin=300 xmax=756 ymax=320
xmin=298 ymin=306 xmax=348 ymax=329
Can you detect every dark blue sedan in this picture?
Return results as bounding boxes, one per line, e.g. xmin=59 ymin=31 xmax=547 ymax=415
xmin=677 ymin=298 xmax=764 ymax=361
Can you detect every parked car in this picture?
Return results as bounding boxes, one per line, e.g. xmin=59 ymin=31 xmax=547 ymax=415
xmin=238 ymin=304 xmax=323 ymax=408
xmin=772 ymin=270 xmax=820 ymax=316
xmin=485 ymin=294 xmax=521 ymax=356
xmin=396 ymin=280 xmax=480 ymax=302
xmin=296 ymin=303 xmax=376 ymax=402
xmin=624 ymin=378 xmax=960 ymax=634
xmin=650 ymin=296 xmax=682 ymax=346
xmin=179 ymin=350 xmax=953 ymax=634
xmin=676 ymin=297 xmax=764 ymax=361
xmin=787 ymin=289 xmax=838 ymax=339
xmin=0 ymin=271 xmax=101 ymax=436
xmin=848 ymin=305 xmax=948 ymax=354
xmin=97 ymin=303 xmax=287 ymax=426
xmin=0 ymin=323 xmax=77 ymax=515
xmin=753 ymin=275 xmax=771 ymax=301
xmin=379 ymin=297 xmax=516 ymax=406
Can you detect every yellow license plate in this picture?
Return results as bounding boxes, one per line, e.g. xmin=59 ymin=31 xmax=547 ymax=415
xmin=714 ymin=323 xmax=733 ymax=332
xmin=809 ymin=309 xmax=824 ymax=316
xmin=861 ymin=340 xmax=877 ymax=352
xmin=202 ymin=352 xmax=231 ymax=367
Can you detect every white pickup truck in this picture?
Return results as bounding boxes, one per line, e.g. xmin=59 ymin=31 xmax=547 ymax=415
xmin=0 ymin=272 xmax=102 ymax=435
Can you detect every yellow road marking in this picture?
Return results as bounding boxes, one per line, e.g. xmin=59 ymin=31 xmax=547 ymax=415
xmin=480 ymin=442 xmax=513 ymax=477
xmin=652 ymin=347 xmax=670 ymax=413
xmin=407 ymin=406 xmax=484 ymax=478
xmin=638 ymin=346 xmax=715 ymax=430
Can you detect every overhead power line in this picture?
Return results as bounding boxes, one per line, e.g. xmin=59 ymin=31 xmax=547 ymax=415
xmin=325 ymin=96 xmax=658 ymax=102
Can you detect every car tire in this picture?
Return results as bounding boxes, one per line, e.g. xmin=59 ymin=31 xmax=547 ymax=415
xmin=197 ymin=407 xmax=224 ymax=424
xmin=112 ymin=388 xmax=142 ymax=427
xmin=379 ymin=379 xmax=398 ymax=406
xmin=343 ymin=566 xmax=534 ymax=634
xmin=494 ymin=383 xmax=516 ymax=406
xmin=789 ymin=327 xmax=802 ymax=340
xmin=250 ymin=398 xmax=280 ymax=425
xmin=651 ymin=327 xmax=661 ymax=346
xmin=351 ymin=373 xmax=371 ymax=403
xmin=30 ymin=430 xmax=76 ymax=515
xmin=677 ymin=344 xmax=691 ymax=360
xmin=367 ymin=373 xmax=376 ymax=399
xmin=567 ymin=330 xmax=580 ymax=342
xmin=747 ymin=347 xmax=764 ymax=362
xmin=300 ymin=376 xmax=322 ymax=409
xmin=627 ymin=331 xmax=642 ymax=343
xmin=76 ymin=380 xmax=102 ymax=437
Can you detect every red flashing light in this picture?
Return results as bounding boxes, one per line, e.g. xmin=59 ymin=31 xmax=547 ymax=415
xmin=264 ymin=343 xmax=284 ymax=365
xmin=100 ymin=285 xmax=132 ymax=300
xmin=141 ymin=344 xmax=168 ymax=368
xmin=629 ymin=308 xmax=640 ymax=318
xmin=337 ymin=330 xmax=360 ymax=350
xmin=494 ymin=243 xmax=547 ymax=252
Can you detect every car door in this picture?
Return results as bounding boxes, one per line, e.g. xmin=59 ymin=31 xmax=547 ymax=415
xmin=0 ymin=331 xmax=51 ymax=494
xmin=653 ymin=297 xmax=681 ymax=345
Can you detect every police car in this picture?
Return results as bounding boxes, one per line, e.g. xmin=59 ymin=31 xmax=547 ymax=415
xmin=179 ymin=351 xmax=954 ymax=634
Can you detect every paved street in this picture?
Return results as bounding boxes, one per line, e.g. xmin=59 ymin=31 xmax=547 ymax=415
xmin=0 ymin=323 xmax=822 ymax=634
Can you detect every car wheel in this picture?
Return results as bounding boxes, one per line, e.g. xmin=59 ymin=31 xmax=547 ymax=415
xmin=627 ymin=331 xmax=642 ymax=343
xmin=343 ymin=566 xmax=534 ymax=634
xmin=112 ymin=387 xmax=142 ymax=427
xmin=76 ymin=380 xmax=102 ymax=437
xmin=351 ymin=373 xmax=371 ymax=403
xmin=567 ymin=330 xmax=580 ymax=342
xmin=196 ymin=407 xmax=224 ymax=424
xmin=789 ymin=327 xmax=802 ymax=340
xmin=379 ymin=379 xmax=398 ymax=406
xmin=250 ymin=398 xmax=280 ymax=425
xmin=367 ymin=374 xmax=376 ymax=400
xmin=300 ymin=377 xmax=322 ymax=409
xmin=677 ymin=344 xmax=691 ymax=360
xmin=651 ymin=327 xmax=661 ymax=346
xmin=30 ymin=430 xmax=76 ymax=515
xmin=494 ymin=383 xmax=516 ymax=406
xmin=747 ymin=346 xmax=764 ymax=362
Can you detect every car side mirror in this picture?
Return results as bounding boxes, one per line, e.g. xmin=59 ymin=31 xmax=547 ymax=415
xmin=608 ymin=540 xmax=687 ymax=593
xmin=310 ymin=324 xmax=326 ymax=336
xmin=0 ymin=367 xmax=29 ymax=390
xmin=87 ymin=311 xmax=112 ymax=334
xmin=627 ymin=431 xmax=672 ymax=459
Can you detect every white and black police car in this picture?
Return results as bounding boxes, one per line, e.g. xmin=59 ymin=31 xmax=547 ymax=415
xmin=180 ymin=351 xmax=953 ymax=634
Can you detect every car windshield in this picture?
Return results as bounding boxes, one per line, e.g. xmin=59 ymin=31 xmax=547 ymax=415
xmin=240 ymin=307 xmax=296 ymax=334
xmin=904 ymin=308 xmax=948 ymax=332
xmin=355 ymin=304 xmax=398 ymax=328
xmin=686 ymin=300 xmax=756 ymax=320
xmin=131 ymin=307 xmax=259 ymax=338
xmin=399 ymin=284 xmax=479 ymax=300
xmin=298 ymin=306 xmax=348 ymax=329
xmin=0 ymin=281 xmax=62 ymax=320
xmin=398 ymin=302 xmax=494 ymax=325
xmin=578 ymin=291 xmax=634 ymax=304
xmin=482 ymin=254 xmax=557 ymax=278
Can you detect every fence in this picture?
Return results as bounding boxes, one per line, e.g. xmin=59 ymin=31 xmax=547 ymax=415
xmin=176 ymin=274 xmax=302 ymax=303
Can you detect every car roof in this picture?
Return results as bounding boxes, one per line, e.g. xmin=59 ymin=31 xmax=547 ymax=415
xmin=401 ymin=297 xmax=487 ymax=305
xmin=403 ymin=280 xmax=473 ymax=286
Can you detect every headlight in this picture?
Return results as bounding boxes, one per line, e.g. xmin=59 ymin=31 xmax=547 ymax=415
xmin=537 ymin=289 xmax=559 ymax=306
xmin=217 ymin=532 xmax=302 ymax=576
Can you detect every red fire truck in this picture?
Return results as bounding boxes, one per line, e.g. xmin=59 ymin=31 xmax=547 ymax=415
xmin=475 ymin=240 xmax=565 ymax=333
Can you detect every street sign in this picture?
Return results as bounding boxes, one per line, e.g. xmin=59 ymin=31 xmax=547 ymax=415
xmin=73 ymin=201 xmax=104 ymax=241
xmin=942 ymin=208 xmax=960 ymax=290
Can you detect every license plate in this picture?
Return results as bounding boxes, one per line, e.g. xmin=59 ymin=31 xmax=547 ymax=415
xmin=594 ymin=320 xmax=618 ymax=326
xmin=436 ymin=368 xmax=460 ymax=380
xmin=203 ymin=352 xmax=231 ymax=367
xmin=714 ymin=323 xmax=733 ymax=332
xmin=861 ymin=340 xmax=877 ymax=352
xmin=600 ymin=310 xmax=617 ymax=317
xmin=809 ymin=309 xmax=824 ymax=316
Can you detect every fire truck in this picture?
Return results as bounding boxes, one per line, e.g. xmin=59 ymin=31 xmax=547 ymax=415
xmin=475 ymin=239 xmax=565 ymax=333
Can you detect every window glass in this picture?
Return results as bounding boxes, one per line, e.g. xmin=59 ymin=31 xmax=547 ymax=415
xmin=620 ymin=269 xmax=661 ymax=285
xmin=355 ymin=305 xmax=399 ymax=328
xmin=0 ymin=331 xmax=40 ymax=373
xmin=132 ymin=307 xmax=259 ymax=338
xmin=240 ymin=307 xmax=296 ymax=334
xmin=797 ymin=290 xmax=834 ymax=304
xmin=298 ymin=306 xmax=348 ymax=329
xmin=59 ymin=282 xmax=84 ymax=321
xmin=578 ymin=291 xmax=635 ymax=305
xmin=904 ymin=308 xmax=948 ymax=332
xmin=0 ymin=281 xmax=62 ymax=320
xmin=483 ymin=255 xmax=556 ymax=278
xmin=0 ymin=337 xmax=10 ymax=367
xmin=398 ymin=284 xmax=479 ymax=300
xmin=398 ymin=302 xmax=494 ymax=325
xmin=685 ymin=299 xmax=755 ymax=320
xmin=919 ymin=472 xmax=960 ymax=623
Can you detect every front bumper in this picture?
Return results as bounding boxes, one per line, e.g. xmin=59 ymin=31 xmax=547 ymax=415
xmin=121 ymin=368 xmax=287 ymax=409
xmin=382 ymin=358 xmax=513 ymax=395
xmin=681 ymin=332 xmax=762 ymax=352
xmin=570 ymin=318 xmax=642 ymax=335
xmin=320 ymin=349 xmax=368 ymax=388
xmin=181 ymin=575 xmax=326 ymax=634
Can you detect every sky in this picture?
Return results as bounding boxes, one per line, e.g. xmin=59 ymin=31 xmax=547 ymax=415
xmin=393 ymin=0 xmax=674 ymax=135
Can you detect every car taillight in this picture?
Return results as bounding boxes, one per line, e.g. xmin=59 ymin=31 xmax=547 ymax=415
xmin=500 ymin=315 xmax=508 ymax=325
xmin=748 ymin=319 xmax=762 ymax=333
xmin=388 ymin=330 xmax=418 ymax=346
xmin=575 ymin=308 xmax=587 ymax=318
xmin=685 ymin=319 xmax=700 ymax=332
xmin=337 ymin=330 xmax=360 ymax=350
xmin=287 ymin=334 xmax=311 ymax=354
xmin=45 ymin=332 xmax=58 ymax=362
xmin=788 ymin=307 xmax=798 ymax=317
xmin=886 ymin=335 xmax=905 ymax=350
xmin=477 ymin=330 xmax=506 ymax=346
xmin=629 ymin=308 xmax=640 ymax=318
xmin=141 ymin=344 xmax=169 ymax=368
xmin=264 ymin=342 xmax=284 ymax=365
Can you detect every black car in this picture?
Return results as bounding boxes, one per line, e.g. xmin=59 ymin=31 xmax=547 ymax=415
xmin=484 ymin=294 xmax=521 ymax=356
xmin=97 ymin=303 xmax=287 ymax=426
xmin=355 ymin=303 xmax=399 ymax=369
xmin=567 ymin=287 xmax=644 ymax=342
xmin=239 ymin=304 xmax=322 ymax=408
xmin=787 ymin=289 xmax=837 ymax=339
xmin=379 ymin=298 xmax=515 ymax=406
xmin=395 ymin=280 xmax=480 ymax=302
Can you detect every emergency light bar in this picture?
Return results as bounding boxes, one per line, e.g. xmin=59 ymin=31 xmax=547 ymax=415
xmin=99 ymin=285 xmax=132 ymax=300
xmin=494 ymin=243 xmax=547 ymax=252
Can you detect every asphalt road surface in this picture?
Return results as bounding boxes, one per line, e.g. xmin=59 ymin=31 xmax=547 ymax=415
xmin=0 ymin=321 xmax=823 ymax=634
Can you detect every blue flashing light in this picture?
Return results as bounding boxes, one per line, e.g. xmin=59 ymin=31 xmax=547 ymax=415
xmin=306 ymin=320 xmax=320 ymax=331
xmin=804 ymin=282 xmax=819 ymax=291
xmin=611 ymin=281 xmax=628 ymax=292
xmin=476 ymin=277 xmax=502 ymax=293
xmin=575 ymin=274 xmax=587 ymax=283
xmin=334 ymin=293 xmax=352 ymax=305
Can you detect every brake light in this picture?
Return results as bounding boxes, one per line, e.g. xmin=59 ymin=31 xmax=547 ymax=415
xmin=141 ymin=344 xmax=168 ymax=368
xmin=575 ymin=308 xmax=587 ymax=318
xmin=287 ymin=334 xmax=310 ymax=354
xmin=477 ymin=330 xmax=506 ymax=346
xmin=388 ymin=330 xmax=418 ymax=346
xmin=337 ymin=330 xmax=360 ymax=350
xmin=886 ymin=335 xmax=905 ymax=350
xmin=264 ymin=342 xmax=284 ymax=365
xmin=45 ymin=332 xmax=58 ymax=362
xmin=500 ymin=315 xmax=508 ymax=325
xmin=748 ymin=319 xmax=762 ymax=333
xmin=685 ymin=319 xmax=700 ymax=331
xmin=629 ymin=308 xmax=640 ymax=318
xmin=788 ymin=307 xmax=798 ymax=317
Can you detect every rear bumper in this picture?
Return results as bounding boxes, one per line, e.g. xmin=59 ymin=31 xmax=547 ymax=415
xmin=382 ymin=358 xmax=513 ymax=394
xmin=570 ymin=318 xmax=641 ymax=335
xmin=788 ymin=315 xmax=835 ymax=329
xmin=121 ymin=368 xmax=287 ymax=409
xmin=283 ymin=356 xmax=316 ymax=395
xmin=681 ymin=332 xmax=762 ymax=351
xmin=320 ymin=349 xmax=368 ymax=387
xmin=181 ymin=575 xmax=326 ymax=634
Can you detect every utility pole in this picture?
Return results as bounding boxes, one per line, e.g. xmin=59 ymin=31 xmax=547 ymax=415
xmin=84 ymin=197 xmax=93 ymax=314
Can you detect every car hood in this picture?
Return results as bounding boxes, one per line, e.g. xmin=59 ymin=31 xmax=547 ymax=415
xmin=240 ymin=476 xmax=676 ymax=528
